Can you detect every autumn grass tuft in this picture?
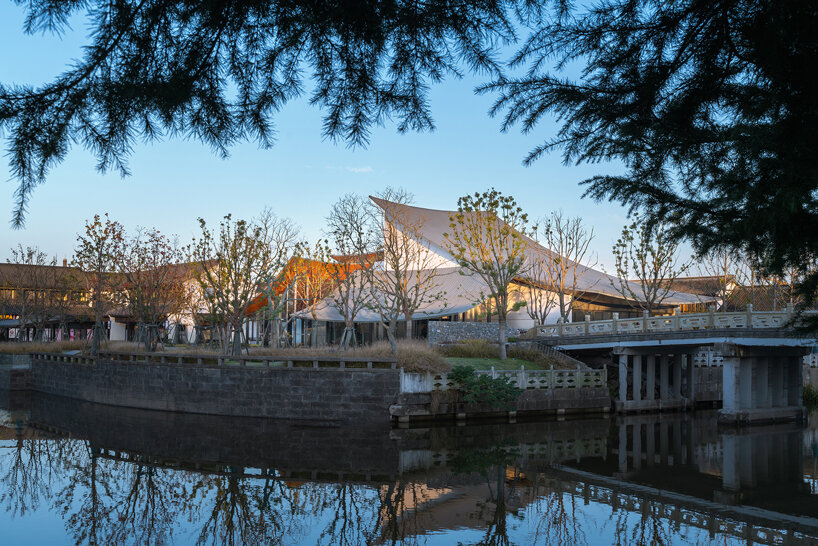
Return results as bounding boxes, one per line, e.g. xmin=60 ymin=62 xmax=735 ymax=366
xmin=250 ymin=339 xmax=450 ymax=373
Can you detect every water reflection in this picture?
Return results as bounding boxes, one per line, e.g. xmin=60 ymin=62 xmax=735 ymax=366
xmin=1 ymin=392 xmax=818 ymax=545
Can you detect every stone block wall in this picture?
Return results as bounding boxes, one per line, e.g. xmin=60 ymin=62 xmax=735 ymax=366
xmin=30 ymin=357 xmax=400 ymax=424
xmin=428 ymin=321 xmax=522 ymax=345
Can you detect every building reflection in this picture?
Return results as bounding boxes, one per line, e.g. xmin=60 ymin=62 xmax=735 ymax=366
xmin=1 ymin=394 xmax=818 ymax=544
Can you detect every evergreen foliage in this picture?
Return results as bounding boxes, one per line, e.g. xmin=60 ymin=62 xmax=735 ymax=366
xmin=486 ymin=0 xmax=818 ymax=314
xmin=449 ymin=365 xmax=522 ymax=410
xmin=1 ymin=0 xmax=520 ymax=225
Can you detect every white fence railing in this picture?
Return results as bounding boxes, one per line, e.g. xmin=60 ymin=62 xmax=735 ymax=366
xmin=400 ymin=367 xmax=607 ymax=393
xmin=533 ymin=304 xmax=807 ymax=338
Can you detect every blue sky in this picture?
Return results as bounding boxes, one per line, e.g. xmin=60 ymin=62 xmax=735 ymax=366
xmin=0 ymin=3 xmax=634 ymax=270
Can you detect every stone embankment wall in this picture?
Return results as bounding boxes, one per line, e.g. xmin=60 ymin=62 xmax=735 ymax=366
xmin=0 ymin=354 xmax=32 ymax=391
xmin=30 ymin=356 xmax=399 ymax=424
xmin=391 ymin=387 xmax=611 ymax=422
xmin=428 ymin=321 xmax=522 ymax=345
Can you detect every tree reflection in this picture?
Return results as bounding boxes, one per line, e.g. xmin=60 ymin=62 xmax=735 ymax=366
xmin=530 ymin=475 xmax=587 ymax=546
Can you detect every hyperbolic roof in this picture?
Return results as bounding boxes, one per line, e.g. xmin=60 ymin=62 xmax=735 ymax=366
xmin=369 ymin=196 xmax=709 ymax=307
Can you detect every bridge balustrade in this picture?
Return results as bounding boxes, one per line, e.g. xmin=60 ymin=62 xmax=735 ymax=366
xmin=534 ymin=304 xmax=799 ymax=338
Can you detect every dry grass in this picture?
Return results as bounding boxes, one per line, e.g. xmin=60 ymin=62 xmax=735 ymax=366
xmin=250 ymin=339 xmax=449 ymax=373
xmin=0 ymin=341 xmax=86 ymax=354
xmin=0 ymin=340 xmax=146 ymax=355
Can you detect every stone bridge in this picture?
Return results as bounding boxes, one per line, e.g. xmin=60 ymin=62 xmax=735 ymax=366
xmin=530 ymin=306 xmax=818 ymax=424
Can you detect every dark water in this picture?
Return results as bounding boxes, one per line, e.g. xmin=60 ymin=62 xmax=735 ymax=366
xmin=1 ymin=391 xmax=818 ymax=545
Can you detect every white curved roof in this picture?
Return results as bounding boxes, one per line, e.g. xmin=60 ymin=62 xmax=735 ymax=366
xmin=369 ymin=197 xmax=709 ymax=307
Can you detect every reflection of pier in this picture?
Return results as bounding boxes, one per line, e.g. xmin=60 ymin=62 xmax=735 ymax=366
xmin=544 ymin=470 xmax=818 ymax=545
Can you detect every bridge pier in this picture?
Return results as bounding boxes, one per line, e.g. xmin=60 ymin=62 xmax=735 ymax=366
xmin=717 ymin=344 xmax=806 ymax=425
xmin=614 ymin=348 xmax=696 ymax=413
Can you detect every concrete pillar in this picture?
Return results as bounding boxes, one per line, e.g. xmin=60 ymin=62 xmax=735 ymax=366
xmin=673 ymin=354 xmax=683 ymax=399
xmin=619 ymin=354 xmax=629 ymax=403
xmin=723 ymin=354 xmax=740 ymax=413
xmin=633 ymin=355 xmax=642 ymax=402
xmin=788 ymin=356 xmax=802 ymax=406
xmin=646 ymin=355 xmax=656 ymax=401
xmin=660 ymin=355 xmax=670 ymax=400
xmin=685 ymin=353 xmax=695 ymax=404
xmin=756 ymin=357 xmax=770 ymax=409
xmin=770 ymin=360 xmax=785 ymax=407
xmin=739 ymin=357 xmax=753 ymax=410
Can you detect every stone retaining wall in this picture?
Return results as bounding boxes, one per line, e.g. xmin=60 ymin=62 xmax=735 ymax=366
xmin=30 ymin=356 xmax=400 ymax=424
xmin=391 ymin=387 xmax=610 ymax=422
xmin=428 ymin=321 xmax=522 ymax=345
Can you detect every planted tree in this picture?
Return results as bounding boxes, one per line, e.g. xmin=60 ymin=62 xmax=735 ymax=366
xmin=119 ymin=228 xmax=187 ymax=352
xmin=444 ymin=189 xmax=529 ymax=360
xmin=325 ymin=195 xmax=376 ymax=351
xmin=367 ymin=188 xmax=446 ymax=353
xmin=2 ymin=245 xmax=54 ymax=342
xmin=252 ymin=211 xmax=301 ymax=348
xmin=531 ymin=211 xmax=596 ymax=323
xmin=191 ymin=213 xmax=283 ymax=356
xmin=73 ymin=214 xmax=126 ymax=355
xmin=611 ymin=216 xmax=689 ymax=314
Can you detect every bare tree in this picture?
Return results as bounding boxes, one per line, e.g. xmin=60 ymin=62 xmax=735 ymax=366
xmin=325 ymin=195 xmax=376 ymax=351
xmin=367 ymin=188 xmax=446 ymax=353
xmin=694 ymin=248 xmax=752 ymax=310
xmin=533 ymin=211 xmax=596 ymax=322
xmin=118 ymin=228 xmax=187 ymax=351
xmin=2 ymin=245 xmax=54 ymax=341
xmin=611 ymin=215 xmax=689 ymax=314
xmin=73 ymin=215 xmax=126 ymax=354
xmin=253 ymin=211 xmax=301 ymax=348
xmin=191 ymin=213 xmax=284 ymax=356
xmin=444 ymin=189 xmax=529 ymax=360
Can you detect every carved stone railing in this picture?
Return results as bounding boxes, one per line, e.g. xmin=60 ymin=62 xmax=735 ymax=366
xmin=533 ymin=304 xmax=804 ymax=338
xmin=32 ymin=351 xmax=398 ymax=369
xmin=400 ymin=367 xmax=607 ymax=393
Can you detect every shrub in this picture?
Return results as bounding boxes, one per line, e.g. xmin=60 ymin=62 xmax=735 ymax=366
xmin=449 ymin=365 xmax=522 ymax=410
xmin=805 ymin=384 xmax=818 ymax=408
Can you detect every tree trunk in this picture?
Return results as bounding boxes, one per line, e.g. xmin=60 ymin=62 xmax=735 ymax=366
xmin=231 ymin=326 xmax=243 ymax=356
xmin=498 ymin=315 xmax=507 ymax=360
xmin=385 ymin=320 xmax=398 ymax=355
xmin=272 ymin=318 xmax=281 ymax=348
xmin=404 ymin=315 xmax=413 ymax=340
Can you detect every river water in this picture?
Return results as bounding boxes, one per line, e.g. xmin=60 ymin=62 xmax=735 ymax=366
xmin=1 ymin=391 xmax=817 ymax=545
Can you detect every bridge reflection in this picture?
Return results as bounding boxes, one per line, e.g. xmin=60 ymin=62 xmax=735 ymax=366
xmin=1 ymin=393 xmax=818 ymax=544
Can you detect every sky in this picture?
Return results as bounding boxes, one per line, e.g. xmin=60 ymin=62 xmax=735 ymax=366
xmin=0 ymin=3 xmax=635 ymax=271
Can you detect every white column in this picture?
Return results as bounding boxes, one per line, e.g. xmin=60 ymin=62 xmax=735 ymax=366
xmin=633 ymin=355 xmax=642 ymax=403
xmin=619 ymin=354 xmax=629 ymax=403
xmin=788 ymin=356 xmax=802 ymax=407
xmin=756 ymin=357 xmax=770 ymax=409
xmin=660 ymin=355 xmax=670 ymax=400
xmin=722 ymin=354 xmax=740 ymax=413
xmin=770 ymin=360 xmax=785 ymax=407
xmin=685 ymin=354 xmax=695 ymax=404
xmin=673 ymin=354 xmax=683 ymax=399
xmin=646 ymin=355 xmax=656 ymax=401
xmin=739 ymin=357 xmax=753 ymax=410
